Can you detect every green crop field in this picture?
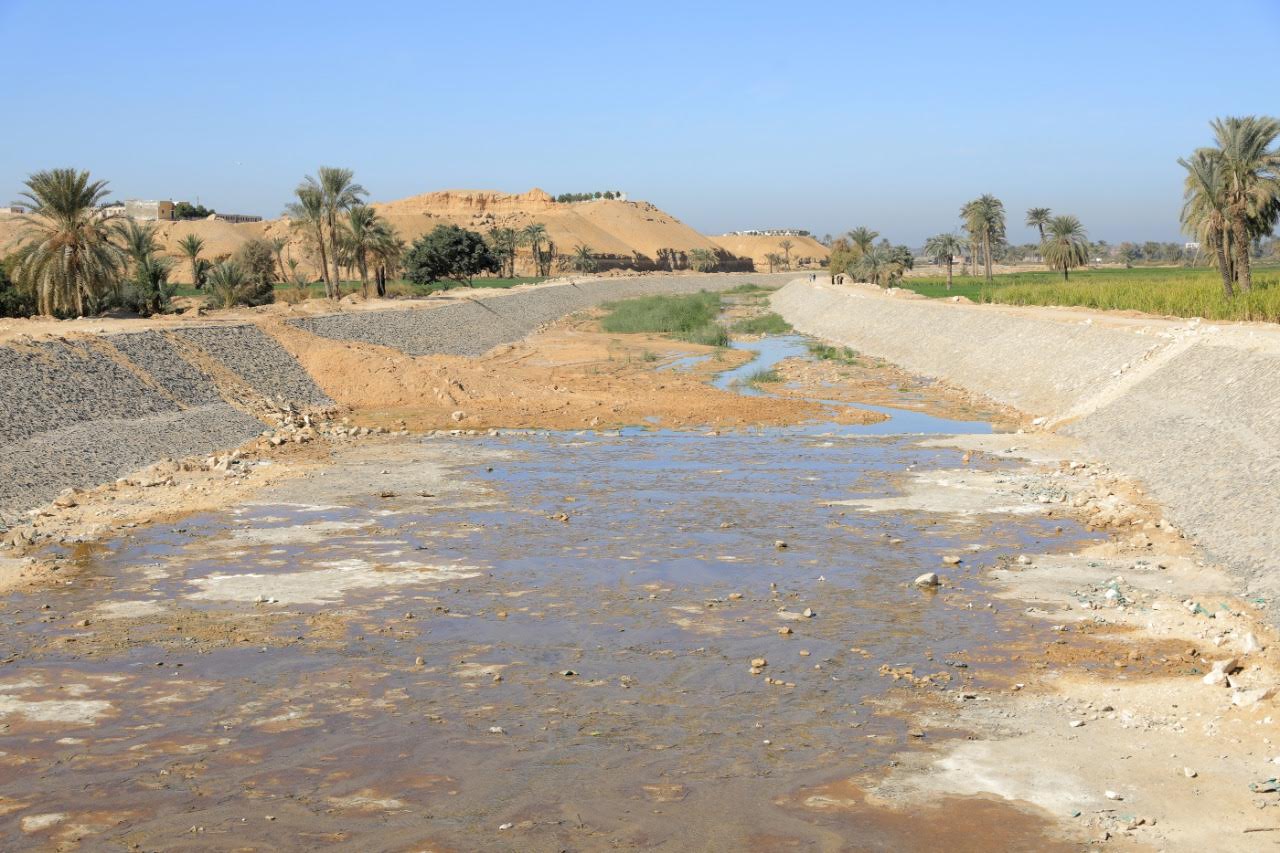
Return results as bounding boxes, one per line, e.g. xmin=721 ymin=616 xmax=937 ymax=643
xmin=897 ymin=266 xmax=1280 ymax=322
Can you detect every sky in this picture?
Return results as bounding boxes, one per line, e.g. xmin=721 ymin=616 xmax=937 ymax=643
xmin=3 ymin=0 xmax=1278 ymax=245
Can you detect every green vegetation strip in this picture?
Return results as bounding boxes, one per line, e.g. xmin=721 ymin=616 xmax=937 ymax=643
xmin=600 ymin=291 xmax=728 ymax=346
xmin=731 ymin=312 xmax=792 ymax=335
xmin=898 ymin=267 xmax=1280 ymax=323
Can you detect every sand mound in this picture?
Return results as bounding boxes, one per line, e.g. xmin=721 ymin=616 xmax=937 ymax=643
xmin=709 ymin=234 xmax=829 ymax=271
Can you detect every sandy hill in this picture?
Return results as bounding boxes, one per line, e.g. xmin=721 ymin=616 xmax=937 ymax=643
xmin=708 ymin=234 xmax=829 ymax=272
xmin=0 ymin=191 xmax=807 ymax=283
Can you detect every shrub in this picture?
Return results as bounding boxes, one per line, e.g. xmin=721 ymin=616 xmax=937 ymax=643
xmin=404 ymin=225 xmax=500 ymax=288
xmin=231 ymin=238 xmax=277 ymax=305
xmin=204 ymin=261 xmax=258 ymax=309
xmin=0 ymin=255 xmax=34 ymax=317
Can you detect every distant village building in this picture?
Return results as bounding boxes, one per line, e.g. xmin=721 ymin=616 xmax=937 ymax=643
xmin=214 ymin=213 xmax=263 ymax=224
xmin=124 ymin=199 xmax=175 ymax=221
xmin=725 ymin=228 xmax=812 ymax=237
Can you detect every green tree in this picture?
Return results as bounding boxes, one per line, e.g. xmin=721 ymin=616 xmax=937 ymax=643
xmin=1040 ymin=215 xmax=1090 ymax=280
xmin=0 ymin=254 xmax=34 ymax=317
xmin=923 ymin=232 xmax=964 ymax=290
xmin=204 ymin=260 xmax=256 ymax=308
xmin=764 ymin=252 xmax=783 ymax=273
xmin=173 ymin=201 xmax=215 ymax=219
xmin=852 ymin=244 xmax=907 ymax=287
xmin=296 ymin=167 xmax=366 ymax=299
xmin=1025 ymin=207 xmax=1052 ymax=241
xmin=125 ymin=252 xmax=175 ymax=316
xmin=962 ymin=194 xmax=1005 ymax=282
xmin=846 ymin=227 xmax=878 ymax=256
xmin=343 ymin=206 xmax=396 ymax=297
xmin=285 ymin=184 xmax=330 ymax=296
xmin=11 ymin=168 xmax=124 ymax=316
xmin=486 ymin=227 xmax=520 ymax=278
xmin=1179 ymin=149 xmax=1236 ymax=297
xmin=571 ymin=243 xmax=598 ymax=273
xmin=270 ymin=236 xmax=289 ymax=283
xmin=520 ymin=223 xmax=550 ymax=276
xmin=231 ymin=238 xmax=278 ymax=305
xmin=1206 ymin=116 xmax=1280 ymax=293
xmin=404 ymin=224 xmax=500 ymax=288
xmin=176 ymin=233 xmax=206 ymax=289
xmin=779 ymin=238 xmax=794 ymax=270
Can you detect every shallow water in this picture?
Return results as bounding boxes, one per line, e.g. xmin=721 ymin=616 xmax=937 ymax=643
xmin=0 ymin=420 xmax=1091 ymax=849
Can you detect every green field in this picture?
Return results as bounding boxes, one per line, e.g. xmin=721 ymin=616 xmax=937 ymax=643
xmin=172 ymin=276 xmax=546 ymax=300
xmin=898 ymin=266 xmax=1280 ymax=322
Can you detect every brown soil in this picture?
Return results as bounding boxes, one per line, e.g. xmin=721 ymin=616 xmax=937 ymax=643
xmin=263 ymin=312 xmax=886 ymax=433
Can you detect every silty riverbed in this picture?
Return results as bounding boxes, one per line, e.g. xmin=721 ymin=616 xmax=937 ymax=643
xmin=0 ymin=338 xmax=1096 ymax=850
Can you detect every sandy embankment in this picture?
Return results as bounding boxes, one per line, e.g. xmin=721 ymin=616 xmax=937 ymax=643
xmin=772 ymin=277 xmax=1280 ymax=848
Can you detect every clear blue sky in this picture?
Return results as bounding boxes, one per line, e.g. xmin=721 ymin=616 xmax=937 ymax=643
xmin=4 ymin=0 xmax=1277 ymax=245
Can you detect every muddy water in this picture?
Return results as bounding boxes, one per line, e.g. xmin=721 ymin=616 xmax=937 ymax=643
xmin=0 ymin=349 xmax=1094 ymax=850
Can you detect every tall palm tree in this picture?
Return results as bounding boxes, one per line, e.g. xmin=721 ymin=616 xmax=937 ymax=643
xmin=285 ymin=184 xmax=330 ymax=297
xmin=269 ymin=236 xmax=289 ymax=283
xmin=923 ymin=232 xmax=964 ymax=290
xmin=11 ymin=168 xmax=124 ymax=316
xmin=298 ymin=167 xmax=367 ymax=298
xmin=779 ymin=239 xmax=794 ymax=270
xmin=342 ymin=205 xmax=395 ymax=298
xmin=764 ymin=252 xmax=782 ymax=273
xmin=1179 ymin=150 xmax=1236 ymax=297
xmin=962 ymin=194 xmax=1005 ymax=282
xmin=1025 ymin=207 xmax=1052 ymax=241
xmin=176 ymin=233 xmax=206 ymax=289
xmin=520 ymin=223 xmax=549 ymax=276
xmin=846 ymin=227 xmax=878 ymax=257
xmin=1208 ymin=116 xmax=1280 ymax=293
xmin=1040 ymin=215 xmax=1090 ymax=280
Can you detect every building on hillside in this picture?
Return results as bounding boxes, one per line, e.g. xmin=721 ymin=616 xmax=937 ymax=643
xmin=124 ymin=199 xmax=175 ymax=221
xmin=214 ymin=213 xmax=263 ymax=224
xmin=99 ymin=203 xmax=126 ymax=217
xmin=724 ymin=228 xmax=812 ymax=237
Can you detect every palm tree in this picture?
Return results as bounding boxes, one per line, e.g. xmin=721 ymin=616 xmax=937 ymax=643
xmin=342 ymin=205 xmax=394 ymax=298
xmin=285 ymin=184 xmax=330 ymax=297
xmin=297 ymin=167 xmax=367 ymax=298
xmin=846 ymin=227 xmax=878 ymax=257
xmin=764 ymin=252 xmax=782 ymax=273
xmin=176 ymin=233 xmax=206 ymax=289
xmin=374 ymin=235 xmax=405 ymax=296
xmin=487 ymin=227 xmax=519 ymax=278
xmin=1040 ymin=215 xmax=1090 ymax=280
xmin=571 ymin=243 xmax=597 ymax=273
xmin=1207 ymin=116 xmax=1280 ymax=293
xmin=115 ymin=219 xmax=161 ymax=265
xmin=1025 ymin=207 xmax=1052 ymax=241
xmin=129 ymin=252 xmax=174 ymax=316
xmin=962 ymin=194 xmax=1005 ymax=282
xmin=205 ymin=260 xmax=253 ymax=308
xmin=11 ymin=168 xmax=124 ymax=316
xmin=923 ymin=232 xmax=964 ymax=290
xmin=520 ymin=223 xmax=549 ymax=276
xmin=688 ymin=248 xmax=719 ymax=272
xmin=852 ymin=244 xmax=904 ymax=287
xmin=270 ymin=236 xmax=289 ymax=283
xmin=1179 ymin=150 xmax=1236 ymax=297
xmin=779 ymin=239 xmax=794 ymax=270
